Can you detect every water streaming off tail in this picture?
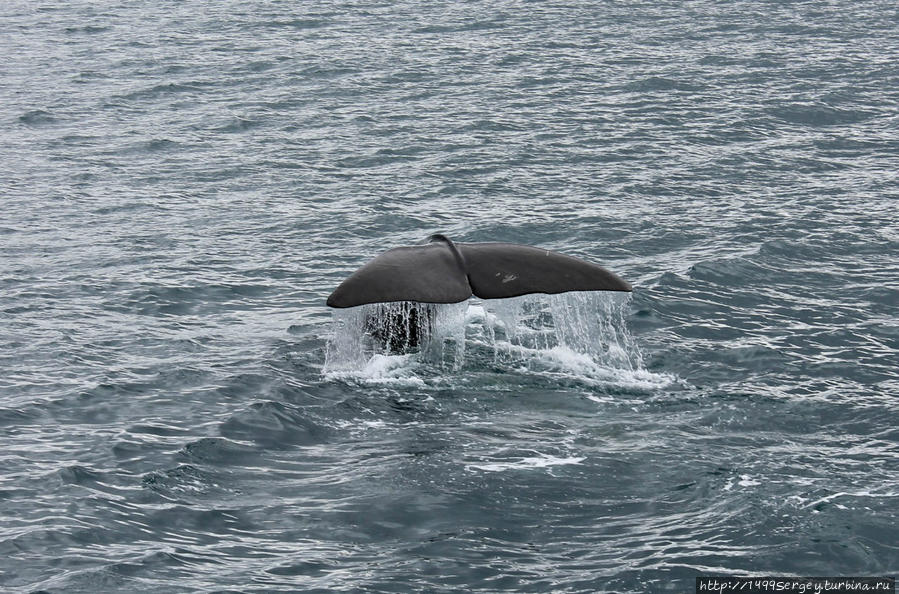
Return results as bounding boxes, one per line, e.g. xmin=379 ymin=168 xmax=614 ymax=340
xmin=323 ymin=301 xmax=468 ymax=375
xmin=475 ymin=292 xmax=644 ymax=373
xmin=324 ymin=292 xmax=642 ymax=379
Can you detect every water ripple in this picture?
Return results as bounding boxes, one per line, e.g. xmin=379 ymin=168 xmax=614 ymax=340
xmin=1 ymin=0 xmax=897 ymax=591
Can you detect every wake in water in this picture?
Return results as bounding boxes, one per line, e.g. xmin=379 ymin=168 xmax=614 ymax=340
xmin=323 ymin=292 xmax=668 ymax=389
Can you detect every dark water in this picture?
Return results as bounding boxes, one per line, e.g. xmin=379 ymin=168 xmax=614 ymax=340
xmin=2 ymin=1 xmax=898 ymax=592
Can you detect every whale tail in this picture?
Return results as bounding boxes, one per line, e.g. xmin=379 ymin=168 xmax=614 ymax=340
xmin=326 ymin=234 xmax=631 ymax=309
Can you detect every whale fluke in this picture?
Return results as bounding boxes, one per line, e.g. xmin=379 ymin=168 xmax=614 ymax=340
xmin=459 ymin=241 xmax=632 ymax=300
xmin=326 ymin=234 xmax=631 ymax=309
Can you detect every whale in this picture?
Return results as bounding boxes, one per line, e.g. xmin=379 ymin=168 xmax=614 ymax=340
xmin=326 ymin=234 xmax=632 ymax=309
xmin=326 ymin=234 xmax=632 ymax=351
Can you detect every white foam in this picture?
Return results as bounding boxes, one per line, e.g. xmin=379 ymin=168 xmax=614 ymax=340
xmin=803 ymin=488 xmax=899 ymax=509
xmin=466 ymin=453 xmax=585 ymax=473
xmin=738 ymin=474 xmax=760 ymax=487
xmin=323 ymin=353 xmax=426 ymax=387
xmin=323 ymin=292 xmax=676 ymax=391
xmin=537 ymin=345 xmax=674 ymax=390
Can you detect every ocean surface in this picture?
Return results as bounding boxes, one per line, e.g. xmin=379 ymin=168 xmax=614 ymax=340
xmin=2 ymin=1 xmax=898 ymax=592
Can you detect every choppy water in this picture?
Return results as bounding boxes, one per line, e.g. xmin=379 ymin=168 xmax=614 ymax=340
xmin=2 ymin=1 xmax=898 ymax=592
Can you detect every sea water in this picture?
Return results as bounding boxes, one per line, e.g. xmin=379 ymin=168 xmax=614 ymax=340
xmin=1 ymin=1 xmax=897 ymax=592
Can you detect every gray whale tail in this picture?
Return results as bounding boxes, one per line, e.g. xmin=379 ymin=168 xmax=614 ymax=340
xmin=326 ymin=234 xmax=632 ymax=309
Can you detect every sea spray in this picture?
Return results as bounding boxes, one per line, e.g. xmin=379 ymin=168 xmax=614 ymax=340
xmin=324 ymin=292 xmax=642 ymax=378
xmin=482 ymin=292 xmax=643 ymax=371
xmin=550 ymin=291 xmax=642 ymax=370
xmin=323 ymin=305 xmax=369 ymax=373
xmin=324 ymin=301 xmax=468 ymax=375
xmin=422 ymin=300 xmax=468 ymax=370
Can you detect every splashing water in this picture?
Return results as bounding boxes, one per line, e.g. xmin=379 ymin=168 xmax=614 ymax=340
xmin=323 ymin=301 xmax=468 ymax=375
xmin=324 ymin=292 xmax=645 ymax=381
xmin=479 ymin=292 xmax=643 ymax=371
